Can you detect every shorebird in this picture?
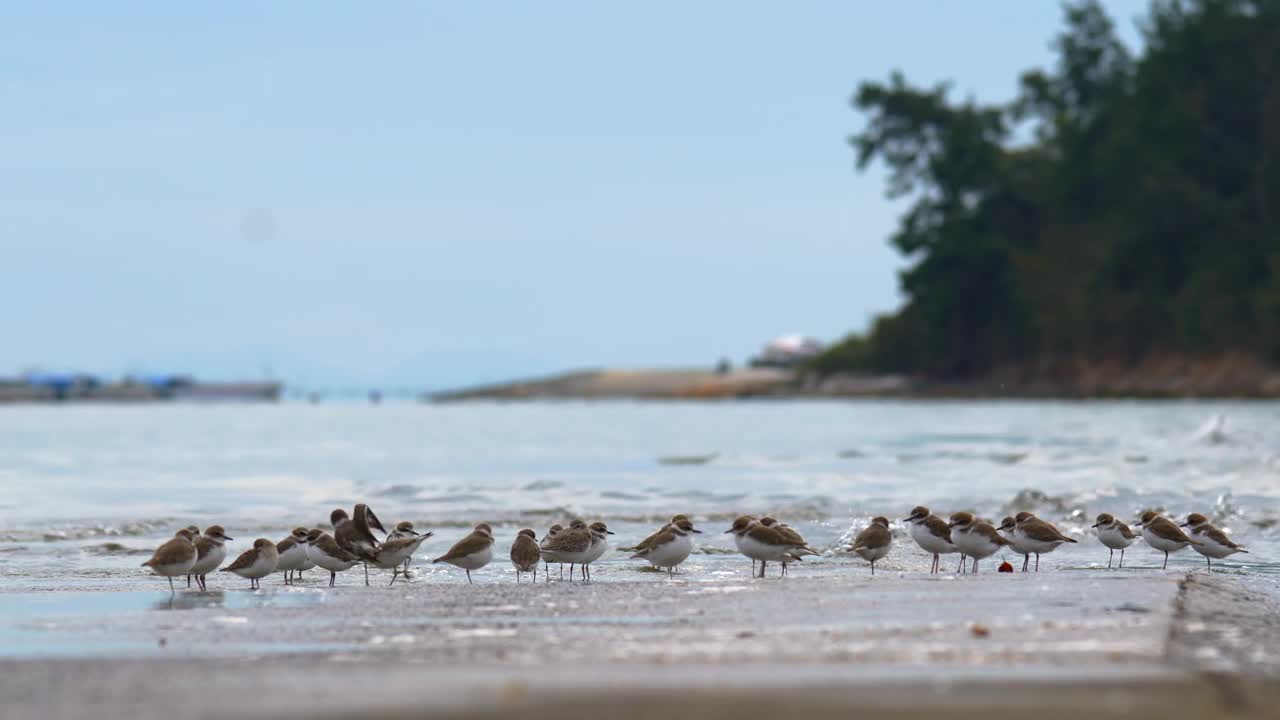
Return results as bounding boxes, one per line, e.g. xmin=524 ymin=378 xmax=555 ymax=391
xmin=849 ymin=516 xmax=892 ymax=575
xmin=142 ymin=528 xmax=197 ymax=593
xmin=1181 ymin=513 xmax=1248 ymax=572
xmin=725 ymin=516 xmax=813 ymax=578
xmin=220 ymin=538 xmax=280 ymax=590
xmin=1002 ymin=512 xmax=1076 ymax=571
xmin=367 ymin=531 xmax=434 ymax=585
xmin=630 ymin=517 xmax=700 ymax=575
xmin=386 ymin=521 xmax=423 ymax=577
xmin=510 ymin=529 xmax=542 ymax=582
xmin=333 ymin=504 xmax=386 ymax=586
xmin=903 ymin=506 xmax=958 ymax=574
xmin=997 ymin=516 xmax=1036 ymax=571
xmin=725 ymin=515 xmax=759 ymax=574
xmin=1135 ymin=511 xmax=1196 ymax=569
xmin=625 ymin=515 xmax=689 ymax=554
xmin=948 ymin=512 xmax=1008 ymax=574
xmin=305 ymin=529 xmax=361 ymax=587
xmin=758 ymin=517 xmax=817 ymax=576
xmin=540 ymin=520 xmax=593 ymax=581
xmin=275 ymin=527 xmax=311 ymax=585
xmin=1091 ymin=513 xmax=1136 ymax=568
xmin=541 ymin=524 xmax=565 ymax=578
xmin=189 ymin=525 xmax=232 ymax=591
xmin=433 ymin=523 xmax=496 ymax=584
xmin=579 ymin=521 xmax=614 ymax=581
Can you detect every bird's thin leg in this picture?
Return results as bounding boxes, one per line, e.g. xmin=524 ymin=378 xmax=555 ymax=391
xmin=1163 ymin=551 xmax=1169 ymax=570
xmin=329 ymin=571 xmax=336 ymax=587
xmin=1119 ymin=549 xmax=1125 ymax=568
xmin=466 ymin=569 xmax=473 ymax=585
xmin=1108 ymin=549 xmax=1113 ymax=569
xmin=363 ymin=562 xmax=370 ymax=586
xmin=187 ymin=574 xmax=192 ymax=588
xmin=168 ymin=576 xmax=175 ymax=593
xmin=871 ymin=560 xmax=875 ymax=576
xmin=1035 ymin=553 xmax=1040 ymax=572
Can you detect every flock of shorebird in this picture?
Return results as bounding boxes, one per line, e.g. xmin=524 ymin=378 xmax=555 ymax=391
xmin=140 ymin=503 xmax=1249 ymax=592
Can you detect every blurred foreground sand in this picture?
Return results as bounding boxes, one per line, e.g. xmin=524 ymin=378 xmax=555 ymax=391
xmin=1 ymin=570 xmax=1275 ymax=719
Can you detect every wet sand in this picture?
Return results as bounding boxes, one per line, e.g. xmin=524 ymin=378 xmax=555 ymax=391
xmin=1 ymin=568 xmax=1276 ymax=719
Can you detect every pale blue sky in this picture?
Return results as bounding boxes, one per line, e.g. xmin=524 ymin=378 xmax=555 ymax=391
xmin=0 ymin=2 xmax=1146 ymax=387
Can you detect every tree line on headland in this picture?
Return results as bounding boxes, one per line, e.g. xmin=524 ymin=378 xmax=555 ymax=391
xmin=813 ymin=0 xmax=1280 ymax=395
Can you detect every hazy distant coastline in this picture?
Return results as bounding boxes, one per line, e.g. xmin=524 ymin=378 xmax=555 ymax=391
xmin=428 ymin=355 xmax=1280 ymax=402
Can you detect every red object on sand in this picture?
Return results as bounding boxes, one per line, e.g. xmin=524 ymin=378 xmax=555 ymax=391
xmin=998 ymin=561 xmax=1014 ymax=573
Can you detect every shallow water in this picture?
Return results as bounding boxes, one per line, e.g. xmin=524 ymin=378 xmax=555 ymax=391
xmin=0 ymin=400 xmax=1277 ymax=593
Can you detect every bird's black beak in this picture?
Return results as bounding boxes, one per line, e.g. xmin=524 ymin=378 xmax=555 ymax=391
xmin=1090 ymin=522 xmax=1100 ymax=528
xmin=224 ymin=536 xmax=235 ymax=542
xmin=1179 ymin=522 xmax=1189 ymax=527
xmin=606 ymin=530 xmax=615 ymax=535
xmin=723 ymin=529 xmax=734 ymax=534
xmin=692 ymin=529 xmax=703 ymax=533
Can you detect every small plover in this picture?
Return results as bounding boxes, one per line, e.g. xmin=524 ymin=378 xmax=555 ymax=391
xmin=333 ymin=504 xmax=386 ymax=586
xmin=758 ymin=517 xmax=817 ymax=576
xmin=367 ymin=531 xmax=434 ymax=585
xmin=1091 ymin=513 xmax=1136 ymax=568
xmin=305 ymin=529 xmax=361 ymax=587
xmin=189 ymin=525 xmax=233 ymax=591
xmin=539 ymin=520 xmax=593 ymax=581
xmin=724 ymin=515 xmax=759 ymax=574
xmin=1135 ymin=511 xmax=1196 ymax=569
xmin=902 ymin=506 xmax=958 ymax=574
xmin=849 ymin=516 xmax=892 ymax=575
xmin=220 ymin=538 xmax=280 ymax=589
xmin=725 ymin=516 xmax=811 ymax=578
xmin=510 ymin=529 xmax=542 ymax=582
xmin=386 ymin=521 xmax=422 ymax=577
xmin=541 ymin=523 xmax=564 ymax=577
xmin=275 ymin=527 xmax=313 ymax=585
xmin=1004 ymin=512 xmax=1076 ymax=571
xmin=948 ymin=512 xmax=1008 ymax=574
xmin=433 ymin=523 xmax=496 ymax=584
xmin=630 ymin=517 xmax=700 ymax=575
xmin=627 ymin=514 xmax=689 ymax=554
xmin=997 ymin=516 xmax=1037 ymax=572
xmin=578 ymin=521 xmax=614 ymax=582
xmin=1181 ymin=513 xmax=1248 ymax=572
xmin=141 ymin=528 xmax=198 ymax=593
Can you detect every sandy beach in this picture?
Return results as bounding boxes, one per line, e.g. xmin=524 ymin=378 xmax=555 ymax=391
xmin=2 ymin=567 xmax=1276 ymax=719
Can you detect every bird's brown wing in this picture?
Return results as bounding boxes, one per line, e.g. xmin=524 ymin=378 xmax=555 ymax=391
xmin=511 ymin=536 xmax=541 ymax=567
xmin=436 ymin=532 xmax=494 ymax=562
xmin=851 ymin=524 xmax=890 ymax=551
xmin=1023 ymin=519 xmax=1076 ymax=543
xmin=1202 ymin=526 xmax=1243 ymax=550
xmin=977 ymin=524 xmax=1009 ymax=545
xmin=924 ymin=515 xmax=953 ymax=543
xmin=540 ymin=528 xmax=591 ymax=554
xmin=142 ymin=537 xmax=194 ymax=567
xmin=222 ymin=548 xmax=259 ymax=572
